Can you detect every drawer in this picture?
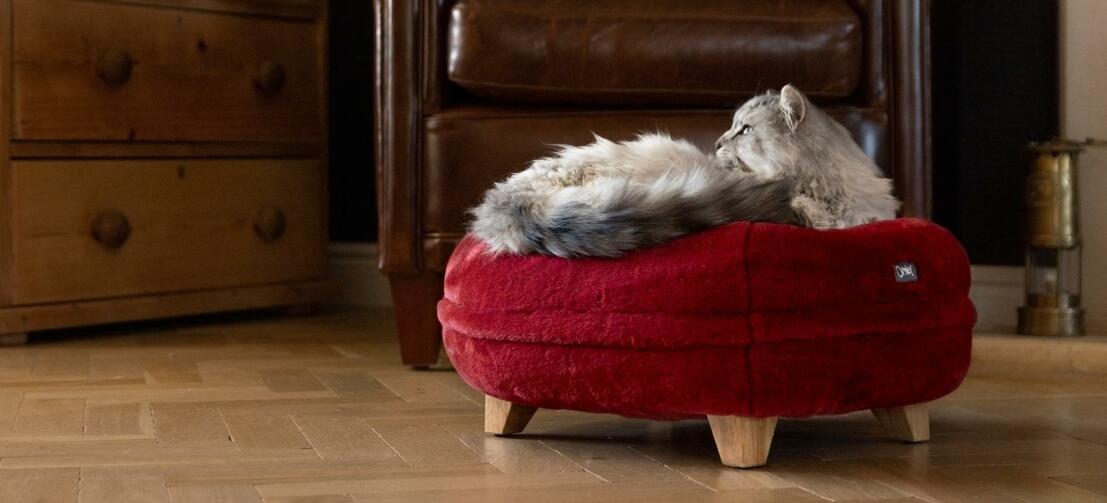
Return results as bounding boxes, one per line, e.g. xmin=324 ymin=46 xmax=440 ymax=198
xmin=9 ymin=159 xmax=326 ymax=304
xmin=12 ymin=0 xmax=322 ymax=142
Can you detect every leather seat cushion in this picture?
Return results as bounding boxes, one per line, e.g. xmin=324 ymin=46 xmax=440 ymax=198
xmin=447 ymin=0 xmax=864 ymax=106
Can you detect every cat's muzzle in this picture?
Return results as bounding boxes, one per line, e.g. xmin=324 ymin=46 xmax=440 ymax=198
xmin=717 ymin=149 xmax=752 ymax=173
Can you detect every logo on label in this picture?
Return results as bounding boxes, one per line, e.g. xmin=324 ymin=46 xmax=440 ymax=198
xmin=894 ymin=262 xmax=918 ymax=283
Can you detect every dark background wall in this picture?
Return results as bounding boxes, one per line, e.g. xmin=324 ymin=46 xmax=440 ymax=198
xmin=328 ymin=0 xmax=377 ymax=243
xmin=931 ymin=0 xmax=1059 ymax=265
xmin=328 ymin=0 xmax=1060 ymax=265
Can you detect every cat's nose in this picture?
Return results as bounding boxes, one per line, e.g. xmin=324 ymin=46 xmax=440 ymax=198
xmin=714 ymin=140 xmax=723 ymax=151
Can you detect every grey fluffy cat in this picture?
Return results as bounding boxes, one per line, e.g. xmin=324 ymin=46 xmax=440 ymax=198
xmin=471 ymin=85 xmax=900 ymax=257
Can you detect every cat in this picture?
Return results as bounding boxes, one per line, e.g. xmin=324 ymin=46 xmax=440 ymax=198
xmin=470 ymin=85 xmax=900 ymax=257
xmin=716 ymin=85 xmax=901 ymax=228
xmin=469 ymin=134 xmax=801 ymax=257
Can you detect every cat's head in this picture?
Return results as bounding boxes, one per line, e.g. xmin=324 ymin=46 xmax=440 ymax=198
xmin=714 ymin=84 xmax=819 ymax=177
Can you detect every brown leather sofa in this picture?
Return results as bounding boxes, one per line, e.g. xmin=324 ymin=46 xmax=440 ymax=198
xmin=375 ymin=0 xmax=932 ymax=366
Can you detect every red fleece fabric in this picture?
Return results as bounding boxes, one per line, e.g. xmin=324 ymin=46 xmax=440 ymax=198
xmin=439 ymin=219 xmax=975 ymax=419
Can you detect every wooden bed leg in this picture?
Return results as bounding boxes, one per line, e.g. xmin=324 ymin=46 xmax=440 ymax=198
xmin=0 ymin=333 xmax=28 ymax=346
xmin=873 ymin=403 xmax=930 ymax=442
xmin=484 ymin=395 xmax=537 ymax=436
xmin=707 ymin=415 xmax=777 ymax=468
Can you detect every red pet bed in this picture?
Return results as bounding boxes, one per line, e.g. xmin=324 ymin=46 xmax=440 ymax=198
xmin=439 ymin=218 xmax=975 ymax=467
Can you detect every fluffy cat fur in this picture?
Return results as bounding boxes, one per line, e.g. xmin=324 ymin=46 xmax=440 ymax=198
xmin=470 ymin=85 xmax=900 ymax=257
xmin=716 ymin=85 xmax=900 ymax=228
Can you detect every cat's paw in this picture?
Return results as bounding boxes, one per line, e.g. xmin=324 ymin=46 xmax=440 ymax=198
xmin=790 ymin=196 xmax=835 ymax=228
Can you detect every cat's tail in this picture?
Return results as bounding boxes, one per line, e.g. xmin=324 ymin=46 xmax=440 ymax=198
xmin=469 ymin=167 xmax=804 ymax=258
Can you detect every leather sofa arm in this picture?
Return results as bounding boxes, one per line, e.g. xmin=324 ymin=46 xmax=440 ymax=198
xmin=890 ymin=0 xmax=932 ymax=218
xmin=374 ymin=0 xmax=423 ymax=274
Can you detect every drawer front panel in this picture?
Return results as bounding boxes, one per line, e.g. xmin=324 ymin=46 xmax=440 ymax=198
xmin=12 ymin=0 xmax=322 ymax=142
xmin=10 ymin=159 xmax=326 ymax=304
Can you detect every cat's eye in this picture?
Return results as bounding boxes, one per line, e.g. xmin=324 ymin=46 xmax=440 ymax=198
xmin=738 ymin=124 xmax=752 ymax=135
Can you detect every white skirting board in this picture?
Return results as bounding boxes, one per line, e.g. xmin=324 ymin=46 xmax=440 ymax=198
xmin=970 ymin=265 xmax=1106 ymax=336
xmin=970 ymin=265 xmax=1023 ymax=334
xmin=329 ymin=242 xmax=392 ymax=307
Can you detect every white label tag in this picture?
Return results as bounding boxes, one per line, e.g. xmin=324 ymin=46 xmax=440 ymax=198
xmin=895 ymin=262 xmax=918 ymax=283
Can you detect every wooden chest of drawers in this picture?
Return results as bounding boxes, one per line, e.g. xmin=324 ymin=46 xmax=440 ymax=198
xmin=0 ymin=0 xmax=333 ymax=341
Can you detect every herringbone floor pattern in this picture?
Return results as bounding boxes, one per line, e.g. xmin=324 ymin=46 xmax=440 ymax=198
xmin=0 ymin=308 xmax=1106 ymax=502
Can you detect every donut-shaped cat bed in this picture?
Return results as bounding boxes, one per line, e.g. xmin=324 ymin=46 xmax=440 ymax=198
xmin=439 ymin=218 xmax=975 ymax=468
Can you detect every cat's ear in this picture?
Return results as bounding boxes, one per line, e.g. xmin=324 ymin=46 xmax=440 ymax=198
xmin=779 ymin=84 xmax=807 ymax=133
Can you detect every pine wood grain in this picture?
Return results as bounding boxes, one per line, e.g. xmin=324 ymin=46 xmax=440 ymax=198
xmin=270 ymin=496 xmax=354 ymax=503
xmin=258 ymin=370 xmax=328 ymax=393
xmin=9 ymin=159 xmax=325 ymax=304
xmin=12 ymin=398 xmax=86 ymax=436
xmin=292 ymin=415 xmax=403 ymax=464
xmin=78 ymin=471 xmax=170 ymax=503
xmin=0 ymin=0 xmax=331 ymax=347
xmin=9 ymin=140 xmax=321 ymax=160
xmin=65 ymin=0 xmax=322 ymax=20
xmin=84 ymin=402 xmax=148 ymax=437
xmin=0 ymin=280 xmax=337 ymax=337
xmin=312 ymin=371 xmax=400 ymax=400
xmin=152 ymin=403 xmax=232 ymax=446
xmin=168 ymin=485 xmax=264 ymax=503
xmin=0 ymin=333 xmax=28 ymax=345
xmin=30 ymin=354 xmax=89 ymax=380
xmin=0 ymin=309 xmax=1100 ymax=502
xmin=12 ymin=0 xmax=321 ymax=142
xmin=0 ymin=393 xmax=25 ymax=431
xmin=145 ymin=362 xmax=204 ymax=385
xmin=221 ymin=412 xmax=314 ymax=453
xmin=484 ymin=395 xmax=537 ymax=435
xmin=707 ymin=415 xmax=778 ymax=468
xmin=370 ymin=423 xmax=484 ymax=468
xmin=444 ymin=423 xmax=582 ymax=476
xmin=873 ymin=403 xmax=930 ymax=442
xmin=538 ymin=439 xmax=686 ymax=483
xmin=0 ymin=0 xmax=13 ymax=306
xmin=0 ymin=468 xmax=79 ymax=502
xmin=1053 ymin=474 xmax=1107 ymax=498
xmin=374 ymin=373 xmax=472 ymax=403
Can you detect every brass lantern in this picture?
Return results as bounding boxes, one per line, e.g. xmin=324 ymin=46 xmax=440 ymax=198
xmin=1017 ymin=139 xmax=1085 ymax=336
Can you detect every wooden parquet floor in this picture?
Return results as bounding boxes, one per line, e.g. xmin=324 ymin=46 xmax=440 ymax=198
xmin=1 ymin=308 xmax=1106 ymax=502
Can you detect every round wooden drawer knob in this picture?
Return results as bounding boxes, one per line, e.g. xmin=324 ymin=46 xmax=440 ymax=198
xmin=253 ymin=206 xmax=286 ymax=243
xmin=91 ymin=211 xmax=131 ymax=249
xmin=95 ymin=49 xmax=134 ymax=87
xmin=253 ymin=61 xmax=286 ymax=95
